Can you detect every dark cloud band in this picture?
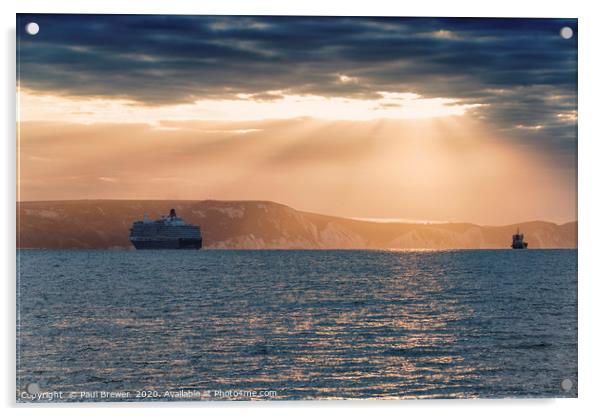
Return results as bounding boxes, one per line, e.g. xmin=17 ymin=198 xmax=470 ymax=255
xmin=17 ymin=14 xmax=577 ymax=155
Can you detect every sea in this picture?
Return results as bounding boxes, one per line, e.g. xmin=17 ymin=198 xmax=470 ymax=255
xmin=16 ymin=249 xmax=577 ymax=401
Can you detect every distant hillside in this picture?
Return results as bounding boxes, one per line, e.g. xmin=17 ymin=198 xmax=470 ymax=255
xmin=16 ymin=200 xmax=577 ymax=249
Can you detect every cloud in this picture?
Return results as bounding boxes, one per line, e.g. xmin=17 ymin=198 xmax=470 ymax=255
xmin=17 ymin=16 xmax=576 ymax=98
xmin=337 ymin=74 xmax=359 ymax=84
xmin=429 ymin=29 xmax=460 ymax=40
xmin=16 ymin=14 xmax=577 ymax=159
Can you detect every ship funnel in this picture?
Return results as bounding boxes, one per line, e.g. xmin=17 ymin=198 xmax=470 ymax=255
xmin=143 ymin=212 xmax=149 ymax=223
xmin=169 ymin=208 xmax=176 ymax=218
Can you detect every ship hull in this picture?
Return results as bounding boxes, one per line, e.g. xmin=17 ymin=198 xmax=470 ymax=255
xmin=131 ymin=238 xmax=202 ymax=250
xmin=511 ymin=242 xmax=528 ymax=249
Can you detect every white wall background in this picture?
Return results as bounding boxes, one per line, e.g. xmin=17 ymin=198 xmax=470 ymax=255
xmin=2 ymin=1 xmax=601 ymax=415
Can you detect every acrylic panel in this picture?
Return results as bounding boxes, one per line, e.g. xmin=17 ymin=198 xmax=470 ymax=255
xmin=16 ymin=14 xmax=578 ymax=402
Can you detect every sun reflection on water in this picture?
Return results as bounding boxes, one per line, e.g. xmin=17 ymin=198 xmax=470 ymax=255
xmin=17 ymin=249 xmax=577 ymax=400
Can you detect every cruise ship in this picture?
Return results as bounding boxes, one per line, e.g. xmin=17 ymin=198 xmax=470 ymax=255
xmin=511 ymin=229 xmax=528 ymax=249
xmin=129 ymin=209 xmax=202 ymax=249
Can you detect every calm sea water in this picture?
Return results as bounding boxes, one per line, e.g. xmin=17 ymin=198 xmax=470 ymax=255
xmin=17 ymin=249 xmax=577 ymax=401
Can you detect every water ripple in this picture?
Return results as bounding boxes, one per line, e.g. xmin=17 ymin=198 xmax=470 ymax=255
xmin=17 ymin=249 xmax=577 ymax=401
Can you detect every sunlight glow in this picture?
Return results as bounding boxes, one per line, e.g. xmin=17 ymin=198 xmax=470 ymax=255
xmin=17 ymin=115 xmax=576 ymax=224
xmin=18 ymin=89 xmax=481 ymax=125
xmin=337 ymin=74 xmax=359 ymax=84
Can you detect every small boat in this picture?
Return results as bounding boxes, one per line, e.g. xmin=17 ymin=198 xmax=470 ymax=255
xmin=511 ymin=228 xmax=528 ymax=249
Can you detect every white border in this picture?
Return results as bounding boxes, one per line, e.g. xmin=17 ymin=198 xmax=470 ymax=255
xmin=3 ymin=1 xmax=601 ymax=415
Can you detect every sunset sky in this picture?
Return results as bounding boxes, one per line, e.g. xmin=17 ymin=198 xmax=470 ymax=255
xmin=17 ymin=15 xmax=577 ymax=225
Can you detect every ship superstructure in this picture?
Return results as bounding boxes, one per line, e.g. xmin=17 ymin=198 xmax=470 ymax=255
xmin=511 ymin=229 xmax=528 ymax=249
xmin=129 ymin=209 xmax=202 ymax=249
